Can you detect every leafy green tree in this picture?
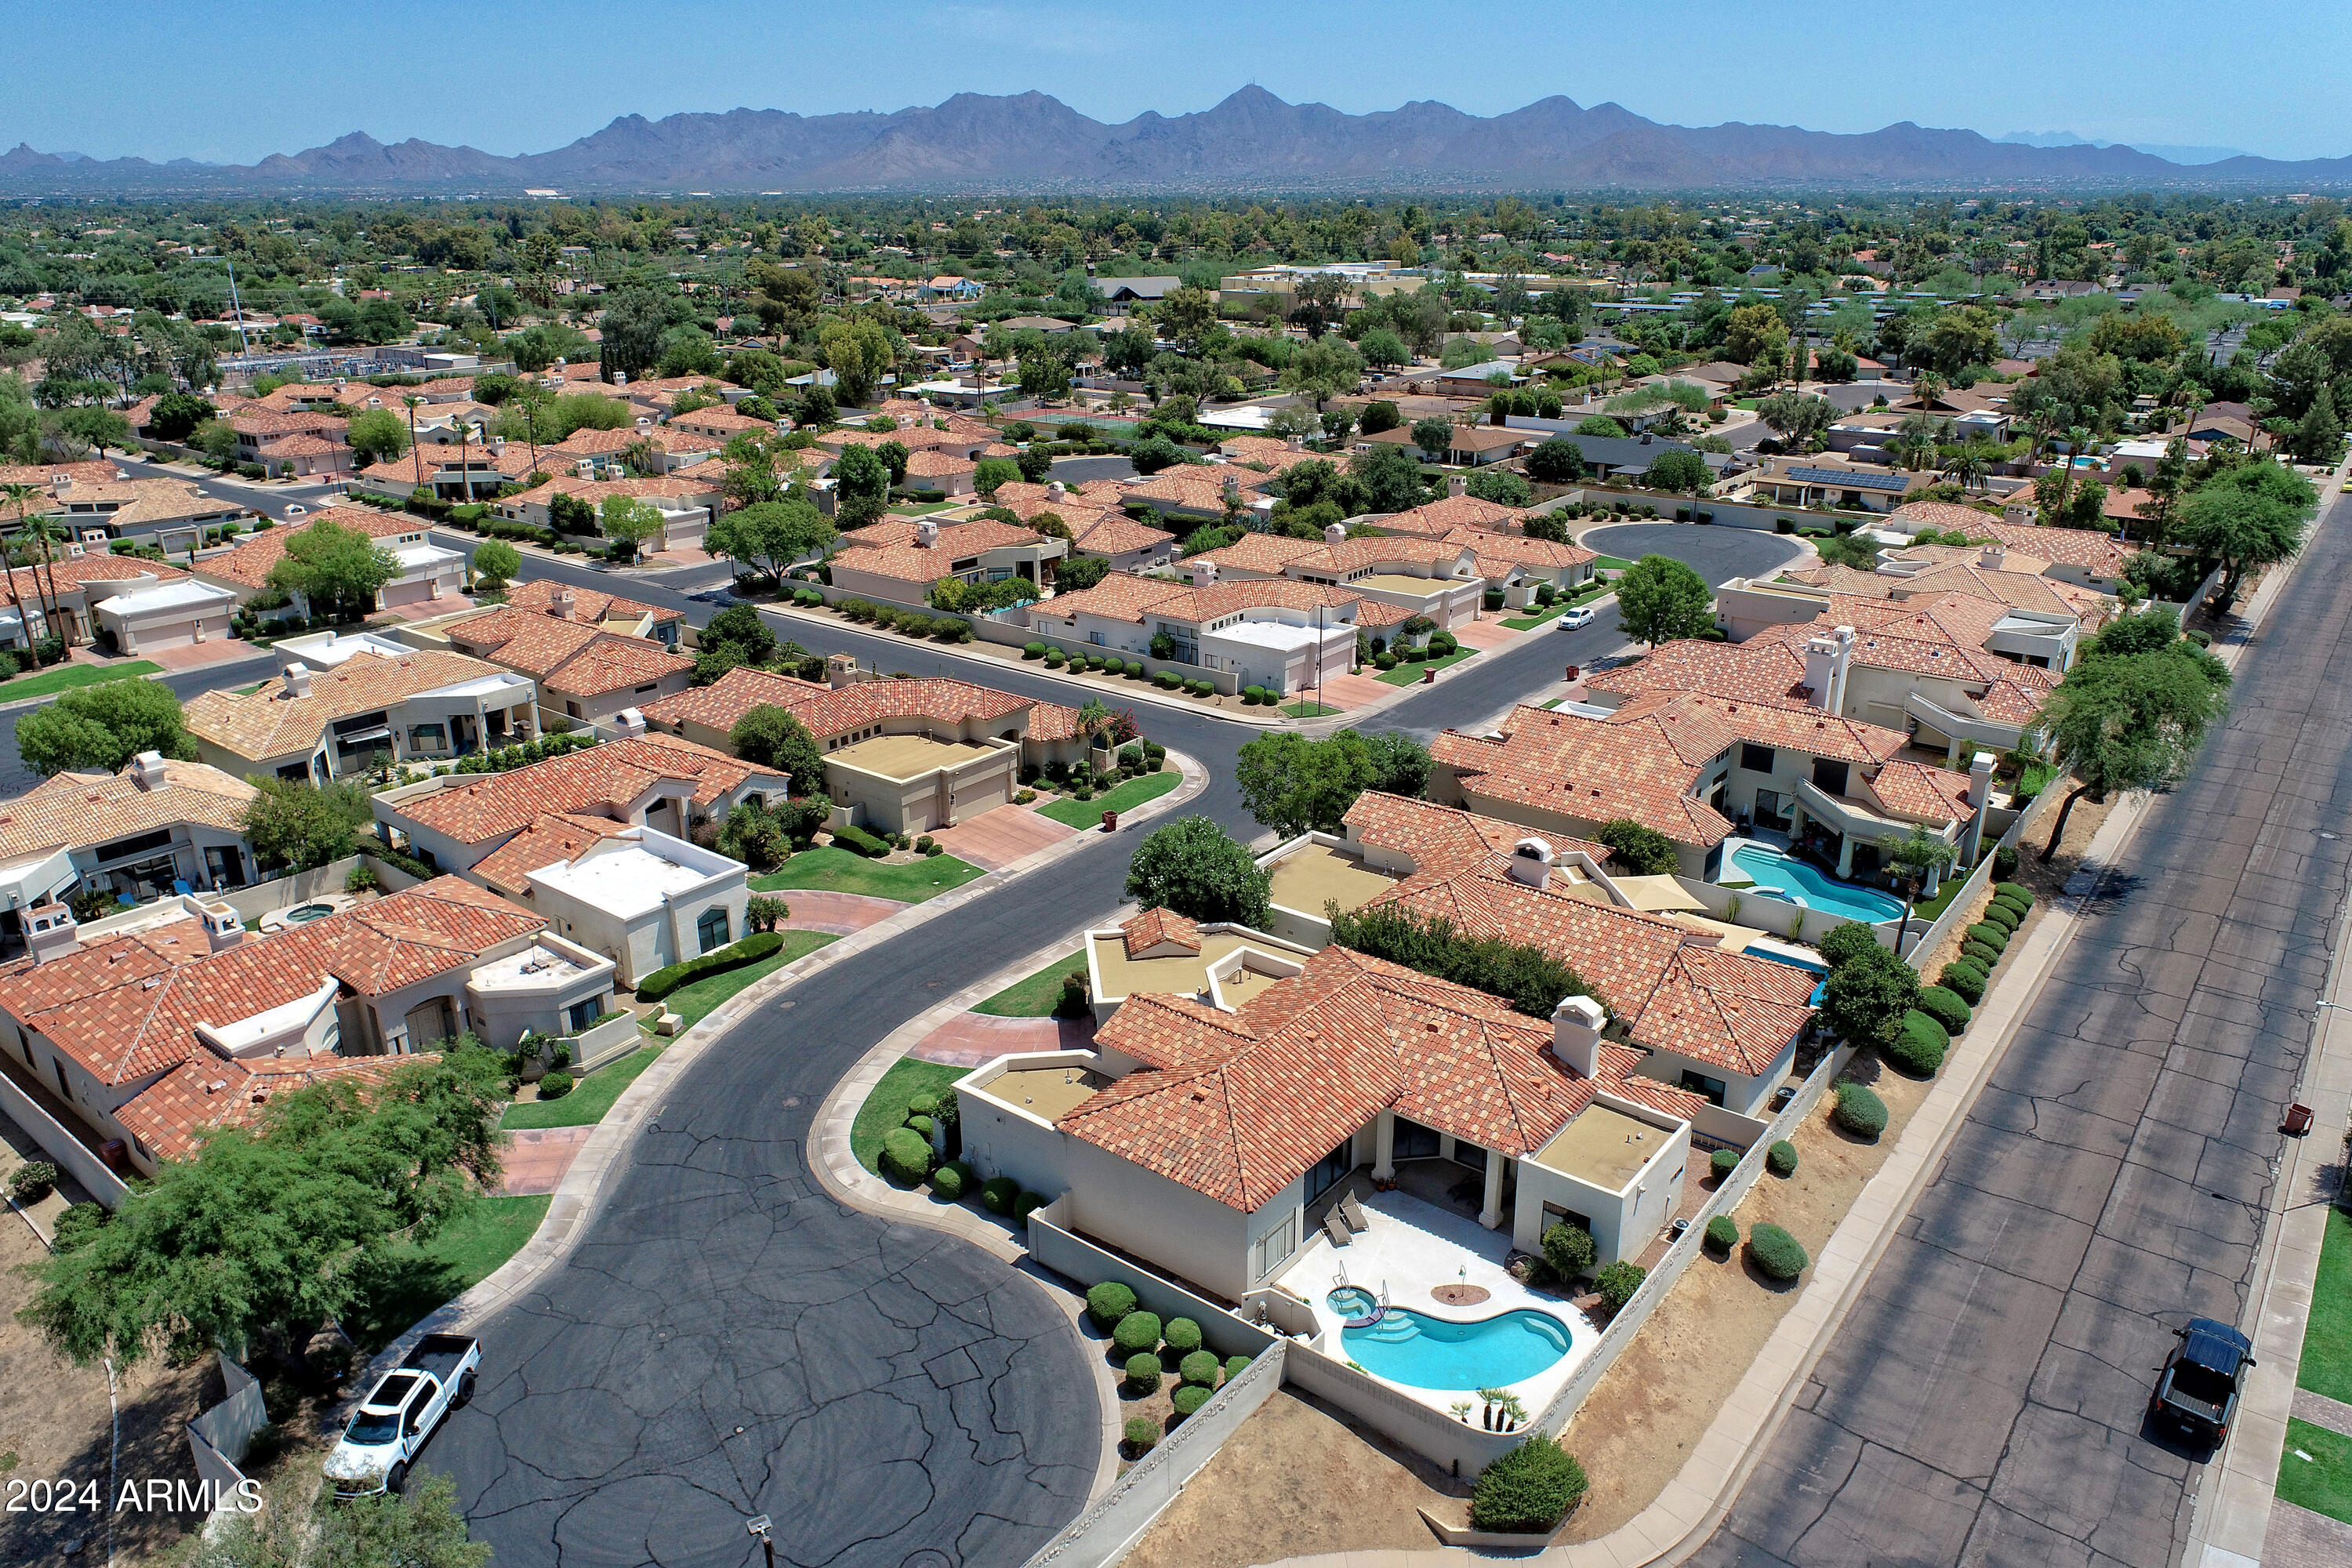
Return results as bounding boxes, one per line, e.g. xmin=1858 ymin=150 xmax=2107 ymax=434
xmin=1236 ymin=731 xmax=1377 ymax=837
xmin=147 ymin=392 xmax=214 ymax=442
xmin=267 ymin=519 xmax=397 ymax=620
xmin=19 ymin=675 xmax=195 ymax=776
xmin=470 ymin=539 xmax=521 ymax=589
xmin=1593 ymin=818 xmax=1681 ymax=876
xmin=1465 ymin=469 xmax=1533 ymax=507
xmin=2031 ymin=633 xmax=2232 ymax=861
xmin=1359 ymin=400 xmax=1403 ymax=434
xmin=1349 ymin=445 xmax=1427 ymax=513
xmin=1642 ymin=450 xmax=1711 ymax=493
xmin=974 ymin=457 xmax=1021 ymax=497
xmin=709 ymin=498 xmax=834 ymax=583
xmin=1526 ymin=437 xmax=1589 ymax=484
xmin=1613 ymin=553 xmax=1714 ymax=648
xmin=21 ymin=1048 xmax=506 ymax=1375
xmin=50 ymin=405 xmax=129 ymax=456
xmin=1152 ymin=286 xmax=1220 ymax=356
xmin=243 ymin=777 xmax=374 ymax=871
xmin=345 ymin=408 xmax=411 ymax=464
xmin=1755 ymin=392 xmax=1835 ymax=449
xmin=2175 ymin=459 xmax=2316 ymax=604
xmin=1281 ymin=336 xmax=1365 ymax=412
xmin=1410 ymin=416 xmax=1455 ymax=460
xmin=596 ymin=286 xmax=679 ymax=381
xmin=1359 ymin=328 xmax=1410 ymax=371
xmin=1331 ymin=903 xmax=1598 ymax=1020
xmin=1363 ymin=729 xmax=1432 ymax=797
xmin=598 ymin=495 xmax=665 ymax=563
xmin=729 ymin=705 xmax=823 ymax=791
xmin=1573 ymin=416 xmax=1625 ymax=437
xmin=1724 ymin=303 xmax=1788 ymax=366
xmin=1820 ymin=943 xmax=1921 ymax=1051
xmin=818 ymin=317 xmax=898 ymax=408
xmin=1124 ymin=816 xmax=1272 ymax=927
xmin=832 ymin=443 xmax=890 ymax=527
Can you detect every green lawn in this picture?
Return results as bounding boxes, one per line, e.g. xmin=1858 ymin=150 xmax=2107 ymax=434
xmin=1502 ymin=585 xmax=1611 ymax=631
xmin=652 ymin=931 xmax=839 ymax=1033
xmin=975 ymin=951 xmax=1085 ymax=1017
xmin=2278 ymin=1417 xmax=2352 ymax=1524
xmin=1281 ymin=700 xmax=1342 ymax=718
xmin=751 ymin=846 xmax=986 ymax=902
xmin=2296 ymin=1205 xmax=2352 ymax=1404
xmin=1592 ymin=554 xmax=1635 ymax=572
xmin=1907 ymin=875 xmax=1973 ymax=925
xmin=852 ymin=1057 xmax=971 ymax=1174
xmin=1375 ymin=648 xmax=1477 ymax=686
xmin=343 ymin=1195 xmax=552 ymax=1352
xmin=1036 ymin=768 xmax=1181 ymax=827
xmin=0 ymin=660 xmax=164 ymax=702
xmin=887 ymin=499 xmax=962 ymax=515
xmin=502 ymin=1043 xmax=665 ymax=1130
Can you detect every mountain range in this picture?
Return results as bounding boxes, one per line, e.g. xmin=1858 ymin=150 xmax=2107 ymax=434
xmin=1997 ymin=130 xmax=2254 ymax=165
xmin=3 ymin=89 xmax=2347 ymax=195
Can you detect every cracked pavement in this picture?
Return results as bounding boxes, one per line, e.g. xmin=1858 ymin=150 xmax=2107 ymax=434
xmin=1690 ymin=488 xmax=2352 ymax=1567
xmin=415 ymin=526 xmax=1809 ymax=1568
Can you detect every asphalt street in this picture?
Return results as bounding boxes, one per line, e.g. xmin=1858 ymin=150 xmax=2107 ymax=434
xmin=1688 ymin=485 xmax=2352 ymax=1566
xmin=0 ymin=652 xmax=278 ymax=797
xmin=416 ymin=524 xmax=1803 ymax=1568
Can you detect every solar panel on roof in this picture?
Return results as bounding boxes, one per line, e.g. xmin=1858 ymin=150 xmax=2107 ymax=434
xmin=1788 ymin=467 xmax=1911 ymax=492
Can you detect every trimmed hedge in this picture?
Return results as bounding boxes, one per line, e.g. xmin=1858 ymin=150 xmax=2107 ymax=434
xmin=537 ymin=1070 xmax=573 ymax=1099
xmin=1123 ymin=1415 xmax=1160 ymax=1450
xmin=906 ymin=1114 xmax=934 ymax=1138
xmin=1964 ymin=922 xmax=2010 ymax=954
xmin=1468 ymin=1437 xmax=1590 ymax=1534
xmin=1994 ymin=881 xmax=2034 ymax=906
xmin=1915 ymin=985 xmax=1972 ymax=1035
xmin=1980 ymin=902 xmax=2021 ymax=934
xmin=1179 ymin=1350 xmax=1221 ymax=1387
xmin=979 ymin=1175 xmax=1019 ymax=1214
xmin=1112 ymin=1311 xmax=1163 ymax=1355
xmin=880 ymin=1127 xmax=934 ymax=1183
xmin=1123 ymin=1353 xmax=1162 ymax=1393
xmin=1704 ymin=1215 xmax=1739 ymax=1251
xmin=1962 ymin=939 xmax=2003 ymax=967
xmin=1163 ymin=1317 xmax=1203 ymax=1354
xmin=1086 ymin=1281 xmax=1138 ymax=1329
xmin=1710 ymin=1146 xmax=1740 ymax=1179
xmin=1939 ymin=962 xmax=1987 ymax=1005
xmin=1024 ymin=641 xmax=1047 ymax=659
xmin=1747 ymin=1222 xmax=1809 ymax=1280
xmin=832 ymin=822 xmax=891 ymax=858
xmin=929 ymin=1161 xmax=975 ymax=1200
xmin=1887 ymin=1009 xmax=1950 ymax=1076
xmin=637 ymin=931 xmax=787 ymax=1001
xmin=1988 ymin=895 xmax=2031 ymax=924
xmin=1833 ymin=1080 xmax=1889 ymax=1138
xmin=1766 ymin=1139 xmax=1798 ymax=1178
xmin=1171 ymin=1385 xmax=1213 ymax=1418
xmin=1014 ymin=1191 xmax=1046 ymax=1222
xmin=1224 ymin=1354 xmax=1254 ymax=1380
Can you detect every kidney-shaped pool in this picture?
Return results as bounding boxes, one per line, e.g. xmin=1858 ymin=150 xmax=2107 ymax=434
xmin=1341 ymin=1306 xmax=1573 ymax=1390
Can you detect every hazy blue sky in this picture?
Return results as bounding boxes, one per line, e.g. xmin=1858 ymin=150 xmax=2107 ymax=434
xmin=17 ymin=0 xmax=2348 ymax=165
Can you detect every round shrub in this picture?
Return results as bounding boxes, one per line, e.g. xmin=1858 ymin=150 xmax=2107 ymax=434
xmin=1832 ymin=1080 xmax=1889 ymax=1138
xmin=1224 ymin=1354 xmax=1253 ymax=1380
xmin=1988 ymin=895 xmax=2031 ymax=924
xmin=1023 ymin=641 xmax=1047 ymax=659
xmin=1163 ymin=1317 xmax=1203 ymax=1355
xmin=1766 ymin=1139 xmax=1798 ymax=1178
xmin=1993 ymin=846 xmax=2020 ymax=880
xmin=929 ymin=1161 xmax=975 ymax=1200
xmin=1153 ymin=670 xmax=1180 ymax=689
xmin=1709 ymin=1146 xmax=1740 ymax=1179
xmin=1887 ymin=1010 xmax=1950 ymax=1076
xmin=1374 ymin=652 xmax=1398 ymax=670
xmin=1993 ymin=881 xmax=2034 ymax=906
xmin=1541 ymin=1221 xmax=1596 ymax=1281
xmin=1112 ymin=1311 xmax=1163 ymax=1356
xmin=906 ymin=1114 xmax=935 ymax=1138
xmin=1915 ymin=985 xmax=1972 ymax=1036
xmin=1179 ymin=1350 xmax=1221 ymax=1387
xmin=1171 ymin=1384 xmax=1213 ymax=1418
xmin=1189 ymin=679 xmax=1214 ymax=697
xmin=1468 ymin=1437 xmax=1589 ymax=1534
xmin=1013 ymin=1191 xmax=1047 ymax=1223
xmin=1964 ymin=923 xmax=2010 ymax=954
xmin=906 ymin=1092 xmax=939 ymax=1118
xmin=1595 ymin=1260 xmax=1645 ymax=1312
xmin=1123 ymin=1352 xmax=1163 ymax=1393
xmin=1962 ymin=939 xmax=2003 ymax=967
xmin=9 ymin=1160 xmax=58 ymax=1202
xmin=1044 ymin=648 xmax=1066 ymax=667
xmin=1086 ymin=1281 xmax=1138 ymax=1329
xmin=880 ymin=1127 xmax=935 ymax=1183
xmin=1243 ymin=685 xmax=1267 ymax=705
xmin=1746 ymin=1222 xmax=1809 ymax=1280
xmin=1979 ymin=902 xmax=2021 ymax=934
xmin=1704 ymin=1215 xmax=1739 ymax=1252
xmin=1939 ymin=963 xmax=1986 ymax=1005
xmin=1123 ymin=1416 xmax=1160 ymax=1450
xmin=537 ymin=1070 xmax=574 ymax=1099
xmin=979 ymin=1175 xmax=1019 ymax=1214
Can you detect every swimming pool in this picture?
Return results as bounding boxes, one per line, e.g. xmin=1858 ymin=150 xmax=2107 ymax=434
xmin=1341 ymin=1307 xmax=1573 ymax=1390
xmin=281 ymin=902 xmax=336 ymax=924
xmin=1730 ymin=845 xmax=1904 ymax=924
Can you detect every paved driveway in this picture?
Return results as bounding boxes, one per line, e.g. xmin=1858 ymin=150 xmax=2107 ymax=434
xmin=930 ymin=803 xmax=1077 ymax=870
xmin=1690 ymin=488 xmax=2352 ymax=1566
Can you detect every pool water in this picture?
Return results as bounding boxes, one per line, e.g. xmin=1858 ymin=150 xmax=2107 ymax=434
xmin=1341 ymin=1308 xmax=1573 ymax=1390
xmin=1327 ymin=1287 xmax=1380 ymax=1323
xmin=1730 ymin=845 xmax=1904 ymax=924
xmin=283 ymin=903 xmax=335 ymax=924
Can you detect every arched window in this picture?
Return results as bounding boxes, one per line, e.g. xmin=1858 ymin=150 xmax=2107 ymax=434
xmin=696 ymin=906 xmax=731 ymax=953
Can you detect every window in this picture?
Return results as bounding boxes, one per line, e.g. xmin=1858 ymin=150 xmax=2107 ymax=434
xmin=1812 ymin=757 xmax=1850 ymax=795
xmin=1739 ymin=742 xmax=1775 ymax=774
xmin=1392 ymin=1116 xmax=1440 ymax=1161
xmin=1307 ymin=1138 xmax=1352 ymax=1200
xmin=634 ymin=683 xmax=659 ymax=695
xmin=1679 ymin=1070 xmax=1729 ymax=1106
xmin=1251 ymin=1210 xmax=1298 ymax=1280
xmin=567 ymin=999 xmax=601 ymax=1033
xmin=564 ymin=702 xmax=583 ymax=719
xmin=409 ymin=723 xmax=447 ymax=752
xmin=696 ymin=906 xmax=731 ymax=953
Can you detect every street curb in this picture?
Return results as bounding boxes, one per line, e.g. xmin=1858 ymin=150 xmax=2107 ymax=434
xmin=338 ymin=749 xmax=1209 ymax=1412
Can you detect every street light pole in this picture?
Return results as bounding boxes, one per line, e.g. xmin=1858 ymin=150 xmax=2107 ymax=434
xmin=748 ymin=1514 xmax=775 ymax=1568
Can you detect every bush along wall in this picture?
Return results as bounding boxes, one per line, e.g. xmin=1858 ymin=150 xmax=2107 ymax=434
xmin=636 ymin=931 xmax=787 ymax=1001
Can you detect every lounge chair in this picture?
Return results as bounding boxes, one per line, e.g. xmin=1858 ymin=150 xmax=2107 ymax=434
xmin=1322 ymin=1208 xmax=1352 ymax=1247
xmin=1339 ymin=1191 xmax=1370 ymax=1232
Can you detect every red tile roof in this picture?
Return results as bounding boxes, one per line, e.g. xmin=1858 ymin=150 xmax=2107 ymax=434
xmin=394 ymin=735 xmax=774 ymax=847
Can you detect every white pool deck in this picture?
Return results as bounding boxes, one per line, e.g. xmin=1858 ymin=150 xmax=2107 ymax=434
xmin=1272 ymin=1185 xmax=1594 ymax=1414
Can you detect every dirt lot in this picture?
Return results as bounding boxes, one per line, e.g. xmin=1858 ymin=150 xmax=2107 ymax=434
xmin=1122 ymin=1389 xmax=1468 ymax=1568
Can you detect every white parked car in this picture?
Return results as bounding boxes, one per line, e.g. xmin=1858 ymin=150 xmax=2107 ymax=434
xmin=1556 ymin=604 xmax=1597 ymax=629
xmin=283 ymin=503 xmax=307 ymax=517
xmin=325 ymin=1334 xmax=480 ymax=1498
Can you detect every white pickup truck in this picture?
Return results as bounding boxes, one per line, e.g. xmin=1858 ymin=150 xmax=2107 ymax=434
xmin=325 ymin=1334 xmax=481 ymax=1500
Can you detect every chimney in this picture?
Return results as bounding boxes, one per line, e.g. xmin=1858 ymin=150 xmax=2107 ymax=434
xmin=1323 ymin=522 xmax=1348 ymax=546
xmin=67 ymin=541 xmax=84 ymax=558
xmin=130 ymin=750 xmax=169 ymax=792
xmin=1188 ymin=558 xmax=1219 ymax=586
xmin=826 ymin=652 xmax=858 ymax=689
xmin=1508 ymin=837 xmax=1555 ymax=891
xmin=25 ymin=903 xmax=76 ymax=965
xmin=1969 ymin=749 xmax=1996 ymax=808
xmin=1551 ymin=995 xmax=1606 ymax=1079
xmin=283 ymin=662 xmax=313 ymax=699
xmin=1446 ymin=474 xmax=1467 ymax=499
xmin=1828 ymin=624 xmax=1855 ymax=712
xmin=1047 ymin=480 xmax=1066 ymax=503
xmin=552 ymin=587 xmax=575 ymax=619
xmin=1287 ymin=434 xmax=1305 ymax=451
xmin=1639 ymin=430 xmax=1653 ymax=445
xmin=1977 ymin=544 xmax=2007 ymax=572
xmin=491 ymin=437 xmax=506 ymax=455
xmin=611 ymin=706 xmax=647 ymax=739
xmin=200 ymin=902 xmax=244 ymax=954
xmin=914 ymin=518 xmax=941 ymax=549
xmin=1221 ymin=474 xmax=1240 ymax=502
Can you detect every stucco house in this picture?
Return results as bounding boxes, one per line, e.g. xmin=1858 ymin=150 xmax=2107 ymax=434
xmin=826 ymin=516 xmax=1067 ymax=610
xmin=470 ymin=818 xmax=749 ymax=988
xmin=0 ymin=753 xmax=259 ymax=916
xmin=441 ymin=605 xmax=695 ymax=728
xmin=1025 ymin=567 xmax=1374 ymax=699
xmin=194 ymin=507 xmax=466 ymax=619
xmin=181 ymin=647 xmax=540 ymax=785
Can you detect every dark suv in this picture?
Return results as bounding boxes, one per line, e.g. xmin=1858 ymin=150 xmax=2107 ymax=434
xmin=2149 ymin=1318 xmax=2254 ymax=1447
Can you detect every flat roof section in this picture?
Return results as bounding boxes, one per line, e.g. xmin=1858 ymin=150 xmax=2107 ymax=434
xmin=986 ymin=1064 xmax=1111 ymax=1123
xmin=1268 ymin=841 xmax=1404 ymax=916
xmin=1090 ymin=930 xmax=1264 ymax=1001
xmin=829 ymin=732 xmax=995 ymax=780
xmin=1533 ymin=1102 xmax=1675 ymax=1191
xmin=1352 ymin=573 xmax=1453 ymax=597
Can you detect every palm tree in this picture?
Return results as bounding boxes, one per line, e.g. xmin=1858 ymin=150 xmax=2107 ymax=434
xmin=1889 ymin=827 xmax=1960 ymax=960
xmin=1894 ymin=414 xmax=1941 ymax=472
xmin=24 ymin=514 xmax=65 ymax=646
xmin=1940 ymin=445 xmax=1994 ymax=494
xmin=0 ymin=483 xmax=36 ymax=653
